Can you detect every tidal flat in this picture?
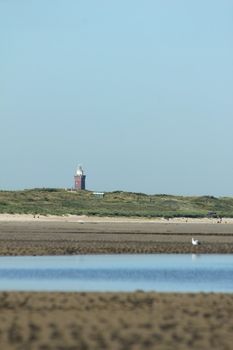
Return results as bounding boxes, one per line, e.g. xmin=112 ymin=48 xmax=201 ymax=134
xmin=0 ymin=219 xmax=233 ymax=349
xmin=0 ymin=219 xmax=233 ymax=254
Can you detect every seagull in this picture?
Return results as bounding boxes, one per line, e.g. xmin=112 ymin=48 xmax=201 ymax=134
xmin=192 ymin=237 xmax=200 ymax=246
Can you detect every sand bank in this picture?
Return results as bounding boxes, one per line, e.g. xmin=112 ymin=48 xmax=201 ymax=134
xmin=0 ymin=291 xmax=232 ymax=350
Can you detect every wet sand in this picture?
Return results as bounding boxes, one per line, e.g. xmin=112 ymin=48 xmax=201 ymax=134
xmin=0 ymin=218 xmax=233 ymax=349
xmin=0 ymin=292 xmax=232 ymax=350
xmin=0 ymin=219 xmax=233 ymax=255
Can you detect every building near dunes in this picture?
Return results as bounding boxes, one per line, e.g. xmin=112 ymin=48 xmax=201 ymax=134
xmin=74 ymin=165 xmax=86 ymax=190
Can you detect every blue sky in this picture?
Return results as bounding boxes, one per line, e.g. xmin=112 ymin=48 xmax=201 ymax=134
xmin=1 ymin=0 xmax=233 ymax=195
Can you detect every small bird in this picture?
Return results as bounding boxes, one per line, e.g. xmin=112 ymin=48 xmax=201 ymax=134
xmin=192 ymin=237 xmax=200 ymax=245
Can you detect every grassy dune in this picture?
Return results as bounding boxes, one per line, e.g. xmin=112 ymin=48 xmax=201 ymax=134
xmin=0 ymin=189 xmax=233 ymax=218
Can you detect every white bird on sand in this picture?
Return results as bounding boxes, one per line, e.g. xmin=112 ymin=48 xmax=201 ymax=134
xmin=192 ymin=237 xmax=200 ymax=246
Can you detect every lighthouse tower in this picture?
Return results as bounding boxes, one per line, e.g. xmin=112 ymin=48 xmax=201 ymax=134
xmin=74 ymin=165 xmax=86 ymax=190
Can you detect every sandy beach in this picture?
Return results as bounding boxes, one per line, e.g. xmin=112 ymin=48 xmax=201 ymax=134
xmin=0 ymin=215 xmax=233 ymax=349
xmin=1 ymin=213 xmax=233 ymax=224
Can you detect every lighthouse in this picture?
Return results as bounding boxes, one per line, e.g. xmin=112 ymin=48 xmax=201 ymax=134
xmin=74 ymin=165 xmax=86 ymax=190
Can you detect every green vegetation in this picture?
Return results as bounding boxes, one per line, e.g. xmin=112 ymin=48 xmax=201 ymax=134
xmin=0 ymin=189 xmax=233 ymax=218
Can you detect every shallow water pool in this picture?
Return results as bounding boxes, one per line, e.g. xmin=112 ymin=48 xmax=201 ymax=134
xmin=0 ymin=254 xmax=232 ymax=292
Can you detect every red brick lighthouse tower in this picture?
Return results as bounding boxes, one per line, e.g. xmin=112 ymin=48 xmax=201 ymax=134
xmin=74 ymin=165 xmax=86 ymax=190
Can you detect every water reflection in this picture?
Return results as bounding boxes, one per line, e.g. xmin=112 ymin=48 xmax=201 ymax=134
xmin=191 ymin=254 xmax=201 ymax=261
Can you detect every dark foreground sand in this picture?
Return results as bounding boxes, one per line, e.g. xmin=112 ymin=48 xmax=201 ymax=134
xmin=0 ymin=220 xmax=233 ymax=349
xmin=0 ymin=220 xmax=233 ymax=255
xmin=0 ymin=292 xmax=232 ymax=350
